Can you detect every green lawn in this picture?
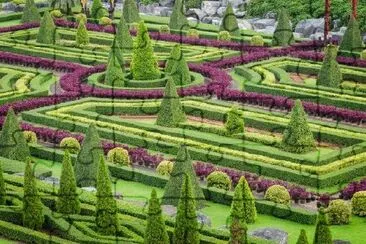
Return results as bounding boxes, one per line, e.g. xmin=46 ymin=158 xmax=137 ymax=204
xmin=0 ymin=19 xmax=21 ymax=27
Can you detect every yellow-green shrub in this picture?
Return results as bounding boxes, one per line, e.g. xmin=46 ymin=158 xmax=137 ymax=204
xmin=60 ymin=137 xmax=81 ymax=154
xmin=218 ymin=31 xmax=231 ymax=41
xmin=327 ymin=199 xmax=352 ymax=225
xmin=264 ymin=185 xmax=291 ymax=205
xmin=23 ymin=131 xmax=37 ymax=144
xmin=159 ymin=25 xmax=170 ymax=34
xmin=156 ymin=160 xmax=174 ymax=176
xmin=99 ymin=17 xmax=112 ymax=26
xmin=50 ymin=10 xmax=63 ymax=18
xmin=352 ymin=191 xmax=366 ymax=216
xmin=187 ymin=29 xmax=199 ymax=39
xmin=207 ymin=171 xmax=231 ymax=191
xmin=250 ymin=35 xmax=264 ymax=46
xmin=107 ymin=147 xmax=130 ymax=166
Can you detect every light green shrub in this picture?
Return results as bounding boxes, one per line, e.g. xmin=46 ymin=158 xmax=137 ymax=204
xmin=187 ymin=29 xmax=199 ymax=39
xmin=217 ymin=31 xmax=231 ymax=41
xmin=99 ymin=17 xmax=112 ymax=26
xmin=250 ymin=35 xmax=264 ymax=46
xmin=60 ymin=137 xmax=81 ymax=154
xmin=50 ymin=10 xmax=63 ymax=18
xmin=207 ymin=171 xmax=231 ymax=191
xmin=23 ymin=131 xmax=37 ymax=144
xmin=220 ymin=3 xmax=240 ymax=36
xmin=12 ymin=0 xmax=25 ymax=5
xmin=361 ymin=50 xmax=366 ymax=60
xmin=264 ymin=185 xmax=291 ymax=205
xmin=107 ymin=147 xmax=130 ymax=166
xmin=225 ymin=106 xmax=244 ymax=136
xmin=75 ymin=13 xmax=87 ymax=23
xmin=327 ymin=199 xmax=352 ymax=225
xmin=156 ymin=160 xmax=174 ymax=176
xmin=351 ymin=191 xmax=366 ymax=216
xmin=159 ymin=25 xmax=170 ymax=34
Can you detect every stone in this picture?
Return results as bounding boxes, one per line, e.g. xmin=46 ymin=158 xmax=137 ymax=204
xmin=41 ymin=176 xmax=60 ymax=185
xmin=187 ymin=17 xmax=198 ymax=24
xmin=363 ymin=34 xmax=366 ymax=43
xmin=237 ymin=19 xmax=253 ymax=30
xmin=159 ymin=0 xmax=174 ymax=7
xmin=217 ymin=6 xmax=226 ymax=17
xmin=252 ymin=18 xmax=276 ymax=30
xmin=234 ymin=9 xmax=246 ymax=18
xmin=250 ymin=228 xmax=288 ymax=244
xmin=295 ymin=18 xmax=324 ymax=38
xmin=310 ymin=32 xmax=325 ymax=41
xmin=222 ymin=0 xmax=245 ymax=8
xmin=161 ymin=205 xmax=211 ymax=227
xmin=264 ymin=11 xmax=276 ymax=19
xmin=186 ymin=8 xmax=207 ymax=21
xmin=339 ymin=26 xmax=347 ymax=34
xmin=81 ymin=187 xmax=97 ymax=192
xmin=197 ymin=212 xmax=212 ymax=227
xmin=256 ymin=25 xmax=275 ymax=35
xmin=293 ymin=32 xmax=303 ymax=39
xmin=153 ymin=6 xmax=171 ymax=17
xmin=139 ymin=3 xmax=159 ymax=14
xmin=201 ymin=16 xmax=213 ymax=24
xmin=212 ymin=17 xmax=221 ymax=26
xmin=202 ymin=1 xmax=221 ymax=16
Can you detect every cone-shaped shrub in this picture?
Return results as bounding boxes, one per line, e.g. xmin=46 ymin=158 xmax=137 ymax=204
xmin=21 ymin=0 xmax=41 ymax=23
xmin=236 ymin=176 xmax=257 ymax=224
xmin=165 ymin=45 xmax=191 ymax=86
xmin=229 ymin=217 xmax=248 ymax=244
xmin=169 ymin=0 xmax=189 ymax=31
xmin=220 ymin=3 xmax=240 ymax=36
xmin=56 ymin=150 xmax=80 ymax=215
xmin=116 ymin=14 xmax=133 ymax=51
xmin=296 ymin=229 xmax=309 ymax=244
xmin=272 ymin=8 xmax=295 ymax=46
xmin=130 ymin=21 xmax=161 ymax=80
xmin=225 ymin=106 xmax=244 ymax=136
xmin=162 ymin=145 xmax=205 ymax=207
xmin=75 ymin=124 xmax=104 ymax=187
xmin=144 ymin=189 xmax=170 ymax=244
xmin=76 ymin=20 xmax=89 ymax=46
xmin=230 ymin=177 xmax=245 ymax=220
xmin=281 ymin=100 xmax=315 ymax=153
xmin=96 ymin=156 xmax=119 ymax=235
xmin=91 ymin=0 xmax=107 ymax=19
xmin=156 ymin=78 xmax=186 ymax=127
xmin=339 ymin=16 xmax=364 ymax=54
xmin=105 ymin=38 xmax=125 ymax=87
xmin=0 ymin=108 xmax=30 ymax=161
xmin=123 ymin=0 xmax=140 ymax=24
xmin=23 ymin=159 xmax=44 ymax=230
xmin=36 ymin=11 xmax=56 ymax=44
xmin=0 ymin=163 xmax=5 ymax=205
xmin=173 ymin=175 xmax=199 ymax=244
xmin=108 ymin=36 xmax=125 ymax=71
xmin=313 ymin=208 xmax=332 ymax=244
xmin=317 ymin=44 xmax=343 ymax=88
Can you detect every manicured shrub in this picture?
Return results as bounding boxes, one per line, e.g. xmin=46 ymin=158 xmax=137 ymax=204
xmin=361 ymin=49 xmax=366 ymax=60
xmin=351 ymin=191 xmax=366 ymax=216
xmin=23 ymin=159 xmax=44 ymax=230
xmin=116 ymin=14 xmax=133 ymax=50
xmin=0 ymin=163 xmax=5 ymax=205
xmin=220 ymin=3 xmax=240 ymax=36
xmin=327 ymin=199 xmax=351 ymax=225
xmin=50 ymin=10 xmax=63 ymax=18
xmin=99 ymin=17 xmax=112 ymax=26
xmin=0 ymin=108 xmax=30 ymax=161
xmin=217 ymin=31 xmax=231 ymax=41
xmin=90 ymin=0 xmax=107 ymax=19
xmin=186 ymin=0 xmax=202 ymax=9
xmin=317 ymin=44 xmax=343 ymax=88
xmin=313 ymin=208 xmax=332 ymax=244
xmin=107 ymin=147 xmax=130 ymax=166
xmin=250 ymin=35 xmax=264 ymax=46
xmin=156 ymin=160 xmax=174 ymax=176
xmin=56 ymin=150 xmax=81 ymax=215
xmin=169 ymin=0 xmax=189 ymax=31
xmin=75 ymin=13 xmax=87 ymax=23
xmin=76 ymin=20 xmax=89 ymax=46
xmin=339 ymin=16 xmax=364 ymax=54
xmin=105 ymin=38 xmax=125 ymax=87
xmin=60 ymin=137 xmax=80 ymax=154
xmin=272 ymin=8 xmax=295 ymax=46
xmin=23 ymin=131 xmax=37 ymax=144
xmin=225 ymin=106 xmax=244 ymax=136
xmin=159 ymin=25 xmax=170 ymax=34
xmin=229 ymin=217 xmax=248 ymax=244
xmin=206 ymin=171 xmax=231 ymax=191
xmin=130 ymin=21 xmax=161 ymax=80
xmin=234 ymin=176 xmax=257 ymax=223
xmin=144 ymin=189 xmax=170 ymax=244
xmin=264 ymin=185 xmax=291 ymax=205
xmin=36 ymin=11 xmax=57 ymax=44
xmin=164 ymin=44 xmax=191 ymax=86
xmin=21 ymin=0 xmax=41 ymax=23
xmin=96 ymin=156 xmax=119 ymax=235
xmin=173 ymin=175 xmax=199 ymax=244
xmin=281 ymin=100 xmax=315 ymax=154
xmin=123 ymin=0 xmax=140 ymax=24
xmin=296 ymin=229 xmax=309 ymax=244
xmin=187 ymin=29 xmax=199 ymax=39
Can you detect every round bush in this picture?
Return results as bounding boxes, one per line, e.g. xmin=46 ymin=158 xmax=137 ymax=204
xmin=218 ymin=31 xmax=231 ymax=41
xmin=129 ymin=22 xmax=139 ymax=31
xmin=107 ymin=147 xmax=130 ymax=166
xmin=99 ymin=17 xmax=112 ymax=26
xmin=187 ymin=29 xmax=199 ymax=39
xmin=327 ymin=199 xmax=352 ymax=225
xmin=250 ymin=35 xmax=264 ymax=46
xmin=23 ymin=131 xmax=37 ymax=144
xmin=75 ymin=13 xmax=87 ymax=23
xmin=352 ymin=191 xmax=366 ymax=216
xmin=50 ymin=10 xmax=63 ymax=18
xmin=156 ymin=160 xmax=174 ymax=176
xmin=264 ymin=185 xmax=291 ymax=205
xmin=60 ymin=137 xmax=81 ymax=154
xmin=206 ymin=171 xmax=232 ymax=191
xmin=361 ymin=50 xmax=366 ymax=60
xmin=159 ymin=25 xmax=170 ymax=34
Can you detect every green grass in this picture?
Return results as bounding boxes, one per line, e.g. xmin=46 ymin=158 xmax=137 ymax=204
xmin=0 ymin=19 xmax=21 ymax=27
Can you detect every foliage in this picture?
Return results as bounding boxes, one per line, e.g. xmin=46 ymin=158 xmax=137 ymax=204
xmin=56 ymin=150 xmax=81 ymax=214
xmin=250 ymin=35 xmax=264 ymax=46
xmin=264 ymin=185 xmax=291 ymax=205
xmin=51 ymin=0 xmax=77 ymax=15
xmin=272 ymin=8 xmax=295 ymax=46
xmin=90 ymin=0 xmax=107 ymax=19
xmin=339 ymin=16 xmax=364 ymax=53
xmin=36 ymin=11 xmax=57 ymax=44
xmin=296 ymin=229 xmax=309 ymax=244
xmin=159 ymin=25 xmax=170 ymax=34
xmin=237 ymin=176 xmax=257 ymax=223
xmin=76 ymin=20 xmax=89 ymax=46
xmin=327 ymin=199 xmax=351 ymax=225
xmin=225 ymin=106 xmax=244 ymax=136
xmin=156 ymin=160 xmax=174 ymax=176
xmin=107 ymin=147 xmax=130 ymax=166
xmin=60 ymin=137 xmax=80 ymax=154
xmin=187 ymin=29 xmax=199 ymax=39
xmin=21 ymin=0 xmax=41 ymax=23
xmin=50 ymin=10 xmax=63 ymax=18
xmin=75 ymin=13 xmax=87 ymax=23
xmin=105 ymin=38 xmax=125 ymax=87
xmin=23 ymin=131 xmax=37 ymax=144
xmin=116 ymin=14 xmax=133 ymax=50
xmin=229 ymin=217 xmax=248 ymax=244
xmin=0 ymin=163 xmax=5 ymax=205
xmin=186 ymin=0 xmax=202 ymax=9
xmin=169 ymin=0 xmax=189 ymax=31
xmin=313 ymin=208 xmax=332 ymax=244
xmin=351 ymin=191 xmax=366 ymax=216
xmin=220 ymin=3 xmax=240 ymax=36
xmin=206 ymin=171 xmax=231 ymax=191
xmin=164 ymin=44 xmax=191 ymax=86
xmin=99 ymin=17 xmax=112 ymax=26
xmin=317 ymin=44 xmax=342 ymax=88
xmin=123 ymin=0 xmax=140 ymax=24
xmin=361 ymin=50 xmax=366 ymax=60
xmin=217 ymin=31 xmax=231 ymax=41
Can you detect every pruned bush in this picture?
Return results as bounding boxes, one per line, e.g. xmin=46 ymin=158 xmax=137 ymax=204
xmin=36 ymin=11 xmax=56 ymax=44
xmin=272 ymin=8 xmax=294 ymax=46
xmin=50 ymin=10 xmax=63 ymax=18
xmin=21 ymin=0 xmax=40 ymax=23
xmin=60 ymin=137 xmax=81 ymax=154
xmin=76 ymin=20 xmax=89 ymax=46
xmin=159 ymin=25 xmax=170 ymax=34
xmin=207 ymin=171 xmax=231 ymax=191
xmin=107 ymin=147 xmax=130 ymax=166
xmin=156 ymin=160 xmax=174 ymax=176
xmin=90 ymin=0 xmax=108 ymax=19
xmin=264 ymin=185 xmax=291 ymax=205
xmin=225 ymin=106 xmax=244 ymax=136
xmin=23 ymin=131 xmax=37 ymax=144
xmin=75 ymin=13 xmax=87 ymax=23
xmin=220 ymin=3 xmax=240 ymax=36
xmin=339 ymin=16 xmax=364 ymax=54
xmin=351 ymin=191 xmax=366 ymax=216
xmin=250 ymin=35 xmax=264 ymax=46
xmin=317 ymin=44 xmax=342 ymax=88
xmin=169 ymin=0 xmax=189 ymax=31
xmin=327 ymin=199 xmax=351 ymax=225
xmin=99 ymin=17 xmax=112 ymax=26
xmin=218 ymin=31 xmax=231 ymax=41
xmin=361 ymin=49 xmax=366 ymax=60
xmin=187 ymin=29 xmax=199 ymax=39
xmin=123 ymin=0 xmax=140 ymax=24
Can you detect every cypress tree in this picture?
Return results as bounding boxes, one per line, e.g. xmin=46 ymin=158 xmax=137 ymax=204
xmin=339 ymin=16 xmax=364 ymax=54
xmin=23 ymin=158 xmax=44 ymax=230
xmin=156 ymin=77 xmax=186 ymax=127
xmin=281 ymin=100 xmax=315 ymax=153
xmin=313 ymin=208 xmax=332 ymax=244
xmin=169 ymin=0 xmax=189 ymax=31
xmin=296 ymin=229 xmax=309 ymax=244
xmin=238 ymin=176 xmax=257 ymax=224
xmin=21 ymin=0 xmax=41 ymax=23
xmin=105 ymin=54 xmax=124 ymax=87
xmin=0 ymin=108 xmax=31 ymax=162
xmin=56 ymin=150 xmax=80 ymax=215
xmin=108 ymin=36 xmax=125 ymax=71
xmin=36 ymin=11 xmax=57 ymax=44
xmin=317 ymin=44 xmax=343 ymax=88
xmin=225 ymin=106 xmax=244 ymax=136
xmin=116 ymin=14 xmax=133 ymax=51
xmin=162 ymin=145 xmax=205 ymax=208
xmin=96 ymin=156 xmax=119 ymax=235
xmin=272 ymin=8 xmax=295 ymax=46
xmin=90 ymin=0 xmax=106 ymax=19
xmin=0 ymin=163 xmax=5 ymax=205
xmin=220 ymin=3 xmax=240 ymax=37
xmin=76 ymin=20 xmax=89 ymax=46
xmin=123 ymin=0 xmax=140 ymax=24
xmin=144 ymin=189 xmax=170 ymax=244
xmin=165 ymin=45 xmax=191 ymax=86
xmin=229 ymin=217 xmax=248 ymax=244
xmin=74 ymin=124 xmax=104 ymax=187
xmin=130 ymin=21 xmax=161 ymax=80
xmin=186 ymin=0 xmax=202 ymax=9
xmin=173 ymin=175 xmax=200 ymax=244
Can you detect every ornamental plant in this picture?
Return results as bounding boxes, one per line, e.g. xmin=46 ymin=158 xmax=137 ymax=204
xmin=229 ymin=217 xmax=248 ymax=244
xmin=220 ymin=3 xmax=240 ymax=37
xmin=76 ymin=20 xmax=89 ymax=46
xmin=173 ymin=175 xmax=199 ymax=244
xmin=23 ymin=158 xmax=44 ymax=230
xmin=264 ymin=185 xmax=291 ymax=205
xmin=123 ymin=0 xmax=140 ymax=24
xmin=272 ymin=8 xmax=295 ymax=46
xmin=361 ymin=50 xmax=366 ymax=60
xmin=317 ymin=44 xmax=343 ymax=88
xmin=60 ymin=137 xmax=80 ymax=154
xmin=108 ymin=36 xmax=125 ymax=72
xmin=156 ymin=77 xmax=187 ymax=127
xmin=250 ymin=35 xmax=264 ymax=46
xmin=165 ymin=45 xmax=191 ymax=86
xmin=21 ymin=0 xmax=41 ymax=23
xmin=339 ymin=16 xmax=364 ymax=54
xmin=159 ymin=25 xmax=170 ymax=34
xmin=99 ymin=17 xmax=112 ymax=26
xmin=206 ymin=171 xmax=231 ymax=191
xmin=50 ymin=10 xmax=63 ymax=18
xmin=75 ymin=13 xmax=87 ymax=23
xmin=144 ymin=189 xmax=170 ymax=244
xmin=56 ymin=150 xmax=81 ymax=215
xmin=116 ymin=14 xmax=133 ymax=51
xmin=130 ymin=21 xmax=161 ymax=80
xmin=187 ymin=29 xmax=199 ymax=39
xmin=233 ymin=176 xmax=257 ymax=223
xmin=23 ymin=131 xmax=37 ymax=144
xmin=90 ymin=0 xmax=107 ymax=19
xmin=0 ymin=163 xmax=5 ymax=205
xmin=37 ymin=11 xmax=57 ymax=44
xmin=186 ymin=0 xmax=202 ymax=9
xmin=281 ymin=100 xmax=315 ymax=153
xmin=296 ymin=229 xmax=309 ymax=244
xmin=351 ymin=191 xmax=366 ymax=216
xmin=107 ymin=147 xmax=130 ymax=166
xmin=327 ymin=199 xmax=351 ymax=225
xmin=169 ymin=0 xmax=189 ymax=31
xmin=0 ymin=108 xmax=30 ymax=161
xmin=156 ymin=160 xmax=174 ymax=176
xmin=225 ymin=106 xmax=244 ymax=136
xmin=218 ymin=31 xmax=231 ymax=41
xmin=313 ymin=208 xmax=332 ymax=244
xmin=105 ymin=40 xmax=125 ymax=87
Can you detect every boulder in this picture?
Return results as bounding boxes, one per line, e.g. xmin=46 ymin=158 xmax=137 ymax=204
xmin=41 ymin=176 xmax=60 ymax=186
xmin=159 ymin=0 xmax=174 ymax=7
xmin=201 ymin=16 xmax=213 ymax=24
xmin=237 ymin=19 xmax=253 ymax=30
xmin=217 ymin=6 xmax=227 ymax=17
xmin=161 ymin=205 xmax=211 ymax=227
xmin=250 ymin=228 xmax=288 ymax=244
xmin=256 ymin=25 xmax=275 ymax=35
xmin=264 ymin=11 xmax=276 ymax=19
xmin=234 ymin=9 xmax=246 ymax=18
xmin=139 ymin=3 xmax=159 ymax=14
xmin=222 ymin=0 xmax=245 ymax=8
xmin=202 ymin=1 xmax=221 ymax=16
xmin=153 ymin=6 xmax=171 ymax=17
xmin=187 ymin=8 xmax=207 ymax=21
xmin=295 ymin=18 xmax=324 ymax=38
xmin=212 ymin=17 xmax=221 ymax=26
xmin=252 ymin=18 xmax=276 ymax=30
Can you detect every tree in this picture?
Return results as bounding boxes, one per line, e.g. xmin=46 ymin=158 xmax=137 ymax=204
xmin=220 ymin=3 xmax=240 ymax=36
xmin=105 ymin=37 xmax=125 ymax=87
xmin=169 ymin=0 xmax=189 ymax=31
xmin=296 ymin=229 xmax=309 ymax=244
xmin=173 ymin=175 xmax=200 ymax=244
xmin=90 ymin=0 xmax=107 ymax=19
xmin=96 ymin=156 xmax=119 ymax=235
xmin=36 ymin=11 xmax=57 ymax=44
xmin=116 ymin=14 xmax=133 ymax=51
xmin=0 ymin=163 xmax=5 ymax=205
xmin=225 ymin=106 xmax=244 ymax=136
xmin=144 ymin=189 xmax=170 ymax=244
xmin=21 ymin=0 xmax=41 ymax=23
xmin=51 ymin=0 xmax=77 ymax=15
xmin=317 ymin=44 xmax=342 ymax=88
xmin=165 ymin=45 xmax=191 ymax=86
xmin=235 ymin=176 xmax=257 ymax=224
xmin=313 ymin=208 xmax=332 ymax=244
xmin=0 ymin=108 xmax=30 ymax=161
xmin=23 ymin=159 xmax=44 ymax=230
xmin=76 ymin=20 xmax=89 ymax=46
xmin=281 ymin=100 xmax=315 ymax=153
xmin=74 ymin=124 xmax=104 ymax=187
xmin=339 ymin=16 xmax=364 ymax=54
xmin=130 ymin=21 xmax=161 ymax=80
xmin=56 ymin=150 xmax=80 ymax=215
xmin=108 ymin=36 xmax=125 ymax=71
xmin=162 ymin=145 xmax=205 ymax=208
xmin=123 ymin=0 xmax=140 ymax=24
xmin=272 ymin=8 xmax=295 ymax=46
xmin=229 ymin=217 xmax=248 ymax=244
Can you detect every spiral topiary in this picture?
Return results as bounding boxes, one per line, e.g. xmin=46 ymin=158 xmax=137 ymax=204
xmin=264 ymin=185 xmax=291 ymax=205
xmin=156 ymin=160 xmax=174 ymax=176
xmin=218 ymin=31 xmax=231 ymax=41
xmin=107 ymin=147 xmax=130 ymax=166
xmin=60 ymin=137 xmax=81 ymax=154
xmin=207 ymin=171 xmax=232 ymax=191
xmin=250 ymin=35 xmax=264 ymax=46
xmin=351 ymin=191 xmax=366 ymax=216
xmin=327 ymin=199 xmax=352 ymax=225
xmin=187 ymin=29 xmax=199 ymax=39
xmin=23 ymin=131 xmax=37 ymax=144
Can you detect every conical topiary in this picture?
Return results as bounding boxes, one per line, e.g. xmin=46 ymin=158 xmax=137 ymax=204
xmin=229 ymin=217 xmax=248 ymax=244
xmin=36 ymin=11 xmax=57 ymax=44
xmin=296 ymin=229 xmax=309 ymax=244
xmin=123 ymin=0 xmax=140 ymax=24
xmin=165 ymin=45 xmax=191 ymax=86
xmin=238 ymin=176 xmax=257 ymax=224
xmin=0 ymin=108 xmax=31 ymax=161
xmin=90 ymin=0 xmax=107 ymax=19
xmin=105 ymin=54 xmax=124 ymax=87
xmin=76 ymin=20 xmax=89 ymax=46
xmin=339 ymin=16 xmax=364 ymax=54
xmin=225 ymin=106 xmax=244 ymax=136
xmin=313 ymin=208 xmax=332 ymax=244
xmin=272 ymin=8 xmax=295 ymax=46
xmin=162 ymin=145 xmax=205 ymax=208
xmin=21 ymin=0 xmax=41 ymax=23
xmin=116 ymin=14 xmax=133 ymax=51
xmin=0 ymin=163 xmax=5 ymax=205
xmin=169 ymin=0 xmax=189 ymax=31
xmin=108 ymin=36 xmax=125 ymax=71
xmin=219 ymin=3 xmax=240 ymax=36
xmin=281 ymin=100 xmax=316 ymax=153
xmin=317 ymin=44 xmax=343 ymax=88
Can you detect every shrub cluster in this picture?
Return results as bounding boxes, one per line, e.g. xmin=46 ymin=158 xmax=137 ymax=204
xmin=99 ymin=17 xmax=112 ymax=26
xmin=250 ymin=35 xmax=264 ymax=46
xmin=317 ymin=44 xmax=342 ymax=88
xmin=351 ymin=191 xmax=366 ymax=216
xmin=23 ymin=131 xmax=37 ymax=144
xmin=217 ymin=31 xmax=231 ymax=41
xmin=60 ymin=137 xmax=81 ymax=154
xmin=225 ymin=106 xmax=244 ymax=136
xmin=264 ymin=185 xmax=291 ymax=205
xmin=159 ymin=25 xmax=170 ymax=34
xmin=206 ymin=171 xmax=231 ymax=191
xmin=327 ymin=199 xmax=351 ymax=225
xmin=50 ymin=10 xmax=63 ymax=18
xmin=156 ymin=160 xmax=174 ymax=176
xmin=107 ymin=147 xmax=130 ymax=166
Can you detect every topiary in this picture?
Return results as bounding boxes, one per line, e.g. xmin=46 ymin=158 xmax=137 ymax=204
xmin=123 ymin=0 xmax=140 ymax=24
xmin=36 ymin=11 xmax=57 ymax=44
xmin=105 ymin=37 xmax=125 ymax=87
xmin=76 ymin=20 xmax=89 ymax=46
xmin=165 ymin=44 xmax=191 ymax=86
xmin=250 ymin=35 xmax=264 ymax=46
xmin=21 ymin=0 xmax=41 ymax=23
xmin=60 ymin=137 xmax=81 ymax=154
xmin=169 ymin=0 xmax=189 ymax=31
xmin=317 ymin=44 xmax=342 ymax=88
xmin=339 ymin=16 xmax=364 ymax=54
xmin=225 ymin=106 xmax=244 ymax=136
xmin=229 ymin=217 xmax=247 ymax=244
xmin=187 ymin=29 xmax=199 ymax=39
xmin=99 ymin=16 xmax=112 ymax=26
xmin=156 ymin=160 xmax=174 ymax=176
xmin=116 ymin=14 xmax=133 ymax=51
xmin=90 ymin=0 xmax=107 ymax=19
xmin=351 ymin=191 xmax=366 ymax=216
xmin=272 ymin=8 xmax=295 ymax=46
xmin=264 ymin=185 xmax=291 ymax=205
xmin=75 ymin=13 xmax=87 ymax=23
xmin=23 ymin=131 xmax=37 ymax=144
xmin=159 ymin=25 xmax=170 ymax=34
xmin=220 ymin=3 xmax=240 ymax=37
xmin=217 ymin=31 xmax=231 ymax=41
xmin=107 ymin=147 xmax=130 ymax=166
xmin=361 ymin=49 xmax=366 ymax=60
xmin=206 ymin=171 xmax=231 ymax=191
xmin=327 ymin=199 xmax=352 ymax=225
xmin=50 ymin=9 xmax=63 ymax=18
xmin=313 ymin=208 xmax=332 ymax=244
xmin=296 ymin=229 xmax=309 ymax=244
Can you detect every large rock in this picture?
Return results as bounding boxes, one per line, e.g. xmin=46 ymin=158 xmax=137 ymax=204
xmin=153 ymin=6 xmax=172 ymax=17
xmin=187 ymin=8 xmax=207 ymax=21
xmin=252 ymin=18 xmax=276 ymax=30
xmin=202 ymin=1 xmax=221 ymax=16
xmin=201 ymin=16 xmax=214 ymax=24
xmin=295 ymin=18 xmax=324 ymax=38
xmin=217 ymin=6 xmax=227 ymax=17
xmin=212 ymin=17 xmax=221 ymax=26
xmin=234 ymin=9 xmax=246 ymax=18
xmin=161 ymin=205 xmax=211 ymax=227
xmin=159 ymin=0 xmax=174 ymax=7
xmin=250 ymin=228 xmax=288 ymax=244
xmin=237 ymin=19 xmax=253 ymax=30
xmin=139 ymin=3 xmax=159 ymax=14
xmin=222 ymin=0 xmax=245 ymax=8
xmin=256 ymin=25 xmax=275 ymax=35
xmin=264 ymin=11 xmax=276 ymax=19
